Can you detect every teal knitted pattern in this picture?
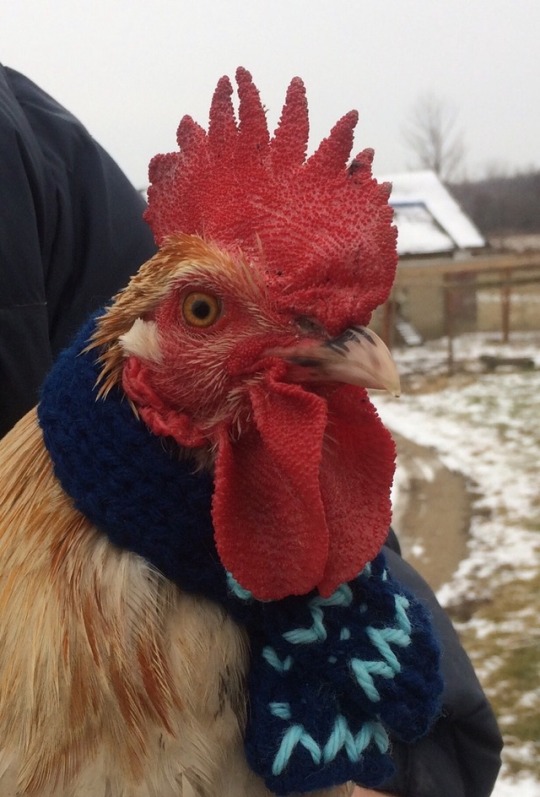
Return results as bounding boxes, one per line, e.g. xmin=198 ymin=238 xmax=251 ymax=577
xmin=38 ymin=318 xmax=443 ymax=794
xmin=233 ymin=557 xmax=442 ymax=793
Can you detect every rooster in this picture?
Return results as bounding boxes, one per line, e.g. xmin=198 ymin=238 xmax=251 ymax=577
xmin=0 ymin=69 xmax=441 ymax=796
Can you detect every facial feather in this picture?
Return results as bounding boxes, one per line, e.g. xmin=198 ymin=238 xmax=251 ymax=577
xmin=88 ymin=235 xmax=267 ymax=401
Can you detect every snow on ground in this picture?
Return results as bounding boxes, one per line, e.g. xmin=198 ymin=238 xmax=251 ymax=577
xmin=372 ymin=331 xmax=540 ymax=603
xmin=370 ymin=330 xmax=540 ymax=797
xmin=492 ymin=773 xmax=540 ymax=797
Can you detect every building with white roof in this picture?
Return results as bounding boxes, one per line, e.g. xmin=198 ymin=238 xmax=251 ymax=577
xmin=379 ymin=170 xmax=485 ymax=257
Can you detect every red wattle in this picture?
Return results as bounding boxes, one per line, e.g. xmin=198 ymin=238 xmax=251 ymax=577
xmin=211 ymin=380 xmax=396 ymax=601
xmin=316 ymin=385 xmax=396 ymax=596
xmin=212 ymin=380 xmax=329 ymax=601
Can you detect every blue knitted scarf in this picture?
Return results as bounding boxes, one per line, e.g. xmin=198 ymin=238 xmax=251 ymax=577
xmin=38 ymin=318 xmax=442 ymax=795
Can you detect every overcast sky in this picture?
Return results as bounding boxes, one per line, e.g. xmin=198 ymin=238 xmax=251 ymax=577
xmin=1 ymin=1 xmax=538 ymax=189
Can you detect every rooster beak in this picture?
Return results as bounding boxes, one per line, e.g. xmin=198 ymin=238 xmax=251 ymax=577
xmin=272 ymin=326 xmax=400 ymax=397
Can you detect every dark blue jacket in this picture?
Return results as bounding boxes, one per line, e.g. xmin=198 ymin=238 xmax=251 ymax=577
xmin=0 ymin=65 xmax=156 ymax=438
xmin=383 ymin=531 xmax=502 ymax=796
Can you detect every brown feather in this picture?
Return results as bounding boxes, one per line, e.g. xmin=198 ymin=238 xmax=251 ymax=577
xmin=0 ymin=413 xmax=353 ymax=795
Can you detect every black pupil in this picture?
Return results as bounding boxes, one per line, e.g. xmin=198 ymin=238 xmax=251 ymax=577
xmin=192 ymin=299 xmax=212 ymax=320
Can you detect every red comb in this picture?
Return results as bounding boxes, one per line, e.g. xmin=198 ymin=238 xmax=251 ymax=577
xmin=145 ymin=68 xmax=397 ymax=330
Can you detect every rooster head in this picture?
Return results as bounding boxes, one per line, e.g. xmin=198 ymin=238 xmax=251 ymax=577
xmin=91 ymin=68 xmax=399 ymax=602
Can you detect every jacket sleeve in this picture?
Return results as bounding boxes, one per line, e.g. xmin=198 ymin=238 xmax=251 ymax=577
xmin=378 ymin=546 xmax=503 ymax=797
xmin=0 ymin=66 xmax=157 ymax=439
xmin=0 ymin=67 xmax=53 ymax=438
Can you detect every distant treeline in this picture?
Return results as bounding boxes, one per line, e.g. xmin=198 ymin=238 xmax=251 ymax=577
xmin=449 ymin=171 xmax=540 ymax=235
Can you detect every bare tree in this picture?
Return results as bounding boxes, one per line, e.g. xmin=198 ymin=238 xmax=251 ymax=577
xmin=403 ymin=93 xmax=466 ymax=182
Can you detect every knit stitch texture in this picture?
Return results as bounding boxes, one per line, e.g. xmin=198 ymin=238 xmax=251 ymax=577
xmin=38 ymin=318 xmax=443 ymax=794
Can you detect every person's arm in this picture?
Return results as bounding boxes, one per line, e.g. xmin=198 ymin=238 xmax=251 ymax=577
xmin=4 ymin=67 xmax=157 ymax=359
xmin=373 ymin=546 xmax=502 ymax=797
xmin=0 ymin=66 xmax=157 ymax=439
xmin=0 ymin=66 xmax=53 ymax=437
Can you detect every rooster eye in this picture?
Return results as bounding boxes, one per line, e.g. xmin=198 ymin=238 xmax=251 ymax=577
xmin=182 ymin=292 xmax=221 ymax=328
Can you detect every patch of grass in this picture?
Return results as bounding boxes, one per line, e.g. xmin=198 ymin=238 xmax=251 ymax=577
xmin=523 ymin=518 xmax=540 ymax=533
xmin=458 ymin=570 xmax=540 ymax=779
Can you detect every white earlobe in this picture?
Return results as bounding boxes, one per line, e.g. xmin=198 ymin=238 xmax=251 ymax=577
xmin=119 ymin=319 xmax=162 ymax=362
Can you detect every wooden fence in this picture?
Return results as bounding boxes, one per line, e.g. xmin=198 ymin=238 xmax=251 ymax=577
xmin=377 ymin=252 xmax=540 ymax=369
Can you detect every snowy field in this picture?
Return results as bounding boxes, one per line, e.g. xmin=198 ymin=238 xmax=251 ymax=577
xmin=371 ymin=331 xmax=540 ymax=797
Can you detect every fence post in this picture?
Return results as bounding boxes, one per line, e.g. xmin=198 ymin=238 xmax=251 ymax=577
xmin=382 ymin=297 xmax=395 ymax=349
xmin=501 ymin=268 xmax=512 ymax=343
xmin=444 ymin=281 xmax=454 ymax=374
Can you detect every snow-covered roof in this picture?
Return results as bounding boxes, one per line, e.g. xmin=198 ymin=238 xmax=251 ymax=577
xmin=390 ymin=203 xmax=455 ymax=256
xmin=378 ymin=170 xmax=485 ymax=257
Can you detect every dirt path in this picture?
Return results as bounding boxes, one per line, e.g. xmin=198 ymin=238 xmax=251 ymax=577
xmin=390 ymin=433 xmax=472 ymax=591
